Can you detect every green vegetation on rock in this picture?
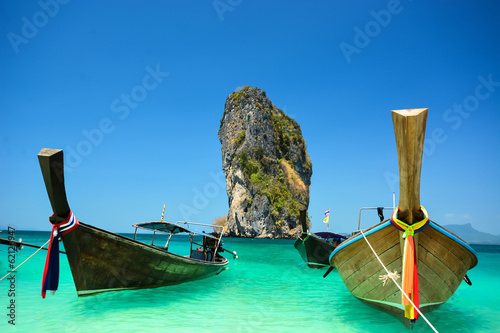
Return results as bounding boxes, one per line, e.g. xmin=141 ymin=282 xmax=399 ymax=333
xmin=219 ymin=86 xmax=312 ymax=238
xmin=238 ymin=150 xmax=303 ymax=222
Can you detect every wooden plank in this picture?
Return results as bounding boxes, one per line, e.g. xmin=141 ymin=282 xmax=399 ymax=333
xmin=419 ymin=245 xmax=462 ymax=291
xmin=362 ymin=259 xmax=402 ymax=301
xmin=419 ymin=238 xmax=468 ymax=278
xmin=418 ymin=227 xmax=473 ymax=295
xmin=391 ymin=108 xmax=428 ymax=224
xmin=334 ymin=224 xmax=397 ymax=271
xmin=420 ymin=225 xmax=477 ymax=269
xmin=416 ymin=261 xmax=451 ymax=303
xmin=354 ymin=260 xmax=444 ymax=308
xmin=335 ymin=226 xmax=399 ymax=280
xmin=344 ymin=242 xmax=401 ymax=292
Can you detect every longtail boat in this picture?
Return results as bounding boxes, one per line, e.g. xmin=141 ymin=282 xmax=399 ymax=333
xmin=329 ymin=109 xmax=478 ymax=329
xmin=294 ymin=210 xmax=347 ymax=268
xmin=38 ymin=148 xmax=234 ymax=297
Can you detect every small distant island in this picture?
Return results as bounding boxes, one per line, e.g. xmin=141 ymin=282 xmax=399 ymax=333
xmin=218 ymin=86 xmax=312 ymax=238
xmin=444 ymin=223 xmax=500 ymax=245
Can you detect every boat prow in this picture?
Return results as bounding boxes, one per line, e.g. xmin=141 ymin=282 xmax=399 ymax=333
xmin=328 ymin=109 xmax=478 ymax=329
xmin=330 ymin=219 xmax=477 ymax=327
xmin=294 ymin=210 xmax=347 ymax=268
xmin=38 ymin=148 xmax=230 ymax=296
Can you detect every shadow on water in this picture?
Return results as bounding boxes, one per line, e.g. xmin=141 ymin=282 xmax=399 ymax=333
xmin=71 ymin=268 xmax=235 ymax=313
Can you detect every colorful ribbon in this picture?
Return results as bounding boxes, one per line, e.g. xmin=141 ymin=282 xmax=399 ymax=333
xmin=390 ymin=206 xmax=429 ymax=320
xmin=390 ymin=206 xmax=429 ymax=236
xmin=41 ymin=211 xmax=79 ymax=298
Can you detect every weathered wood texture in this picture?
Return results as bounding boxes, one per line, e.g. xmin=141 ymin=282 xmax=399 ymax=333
xmin=391 ymin=108 xmax=428 ymax=224
xmin=38 ymin=148 xmax=71 ymax=223
xmin=63 ymin=223 xmax=228 ymax=296
xmin=331 ymin=222 xmax=477 ymax=325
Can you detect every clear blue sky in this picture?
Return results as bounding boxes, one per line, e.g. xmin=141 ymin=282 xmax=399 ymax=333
xmin=1 ymin=0 xmax=499 ymax=235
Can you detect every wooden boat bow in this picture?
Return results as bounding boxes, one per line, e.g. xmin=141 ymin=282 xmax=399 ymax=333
xmin=329 ymin=108 xmax=478 ymax=330
xmin=37 ymin=148 xmax=230 ymax=297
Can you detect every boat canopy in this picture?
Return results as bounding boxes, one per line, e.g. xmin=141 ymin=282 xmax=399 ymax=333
xmin=314 ymin=231 xmax=347 ymax=240
xmin=132 ymin=221 xmax=220 ymax=239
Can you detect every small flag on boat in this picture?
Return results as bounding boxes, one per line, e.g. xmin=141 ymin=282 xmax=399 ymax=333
xmin=323 ymin=209 xmax=330 ymax=223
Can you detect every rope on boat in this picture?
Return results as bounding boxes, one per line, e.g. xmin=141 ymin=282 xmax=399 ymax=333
xmin=359 ymin=229 xmax=439 ymax=333
xmin=0 ymin=249 xmax=48 ymax=261
xmin=0 ymin=238 xmax=51 ymax=283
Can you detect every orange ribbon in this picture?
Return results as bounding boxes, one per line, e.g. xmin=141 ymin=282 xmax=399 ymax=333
xmin=391 ymin=206 xmax=429 ymax=320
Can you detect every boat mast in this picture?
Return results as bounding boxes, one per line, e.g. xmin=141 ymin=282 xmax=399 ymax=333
xmin=391 ymin=109 xmax=428 ymax=224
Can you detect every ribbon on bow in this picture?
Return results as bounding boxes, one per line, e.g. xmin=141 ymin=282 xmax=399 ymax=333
xmin=41 ymin=211 xmax=79 ymax=298
xmin=390 ymin=206 xmax=429 ymax=320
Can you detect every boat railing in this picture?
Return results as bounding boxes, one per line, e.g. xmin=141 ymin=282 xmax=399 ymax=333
xmin=133 ymin=222 xmax=223 ymax=239
xmin=176 ymin=222 xmax=224 ymax=262
xmin=356 ymin=207 xmax=395 ymax=233
xmin=132 ymin=221 xmax=225 ymax=262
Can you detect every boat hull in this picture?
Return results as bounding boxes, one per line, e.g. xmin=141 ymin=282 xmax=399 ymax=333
xmin=62 ymin=222 xmax=229 ymax=296
xmin=330 ymin=220 xmax=478 ymax=327
xmin=294 ymin=233 xmax=343 ymax=268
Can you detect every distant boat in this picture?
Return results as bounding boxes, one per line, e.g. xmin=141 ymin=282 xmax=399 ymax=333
xmin=294 ymin=210 xmax=347 ymax=268
xmin=38 ymin=148 xmax=235 ymax=297
xmin=328 ymin=109 xmax=478 ymax=330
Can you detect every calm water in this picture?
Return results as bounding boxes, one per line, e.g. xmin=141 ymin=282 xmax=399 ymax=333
xmin=1 ymin=231 xmax=499 ymax=333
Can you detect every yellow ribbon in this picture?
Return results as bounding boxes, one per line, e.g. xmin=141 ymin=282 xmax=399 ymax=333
xmin=391 ymin=206 xmax=429 ymax=237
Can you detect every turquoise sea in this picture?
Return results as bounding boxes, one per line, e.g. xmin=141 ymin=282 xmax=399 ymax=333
xmin=1 ymin=230 xmax=499 ymax=333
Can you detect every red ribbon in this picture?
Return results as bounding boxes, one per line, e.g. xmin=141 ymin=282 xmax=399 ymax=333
xmin=41 ymin=211 xmax=79 ymax=298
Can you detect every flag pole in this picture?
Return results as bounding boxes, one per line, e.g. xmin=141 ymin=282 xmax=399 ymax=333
xmin=161 ymin=204 xmax=165 ymax=222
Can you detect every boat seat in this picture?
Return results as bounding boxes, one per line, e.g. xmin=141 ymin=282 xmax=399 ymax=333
xmin=190 ymin=250 xmax=206 ymax=260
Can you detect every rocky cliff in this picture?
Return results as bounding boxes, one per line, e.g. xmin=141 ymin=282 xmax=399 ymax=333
xmin=218 ymin=86 xmax=312 ymax=238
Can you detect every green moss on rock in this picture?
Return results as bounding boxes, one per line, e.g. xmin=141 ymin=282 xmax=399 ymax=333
xmin=219 ymin=86 xmax=312 ymax=238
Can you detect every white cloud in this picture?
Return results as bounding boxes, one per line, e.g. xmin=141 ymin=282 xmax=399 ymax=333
xmin=444 ymin=213 xmax=474 ymax=222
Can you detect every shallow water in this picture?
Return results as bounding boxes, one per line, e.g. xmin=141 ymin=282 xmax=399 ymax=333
xmin=1 ymin=231 xmax=499 ymax=332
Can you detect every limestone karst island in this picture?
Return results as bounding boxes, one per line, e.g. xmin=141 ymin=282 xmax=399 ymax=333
xmin=218 ymin=86 xmax=312 ymax=239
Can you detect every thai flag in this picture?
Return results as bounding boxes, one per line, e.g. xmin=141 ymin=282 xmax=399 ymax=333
xmin=324 ymin=209 xmax=330 ymax=217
